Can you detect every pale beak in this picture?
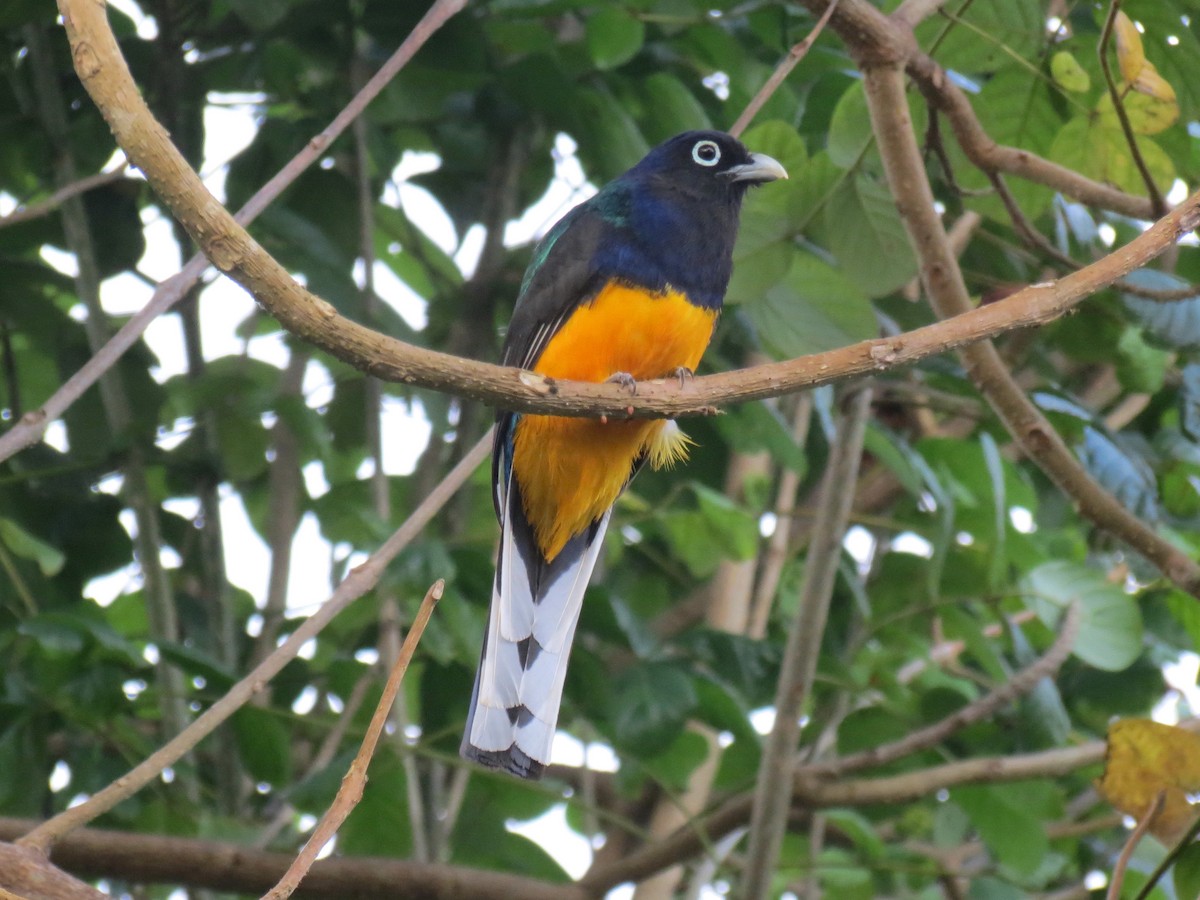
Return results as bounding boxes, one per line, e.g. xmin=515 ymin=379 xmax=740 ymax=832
xmin=725 ymin=152 xmax=788 ymax=183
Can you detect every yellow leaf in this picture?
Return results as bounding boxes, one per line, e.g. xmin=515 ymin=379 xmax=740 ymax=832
xmin=1132 ymin=63 xmax=1178 ymax=104
xmin=1097 ymin=719 xmax=1200 ymax=845
xmin=1096 ymin=89 xmax=1180 ymax=136
xmin=1050 ymin=50 xmax=1091 ymax=93
xmin=1114 ymin=11 xmax=1147 ymax=84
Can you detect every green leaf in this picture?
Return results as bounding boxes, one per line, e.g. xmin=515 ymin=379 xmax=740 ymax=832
xmin=1024 ymin=561 xmax=1144 ymax=671
xmin=1115 ymin=326 xmax=1169 ymax=393
xmin=826 ymin=80 xmax=873 ymax=168
xmin=232 ymin=706 xmax=293 ymax=787
xmin=609 ymin=662 xmax=697 ymax=749
xmin=917 ymin=0 xmax=1044 ymax=74
xmin=952 ymin=785 xmax=1047 ymax=875
xmin=825 ymin=174 xmax=918 ymax=298
xmin=1173 ymin=842 xmax=1200 ymax=900
xmin=738 ymin=120 xmax=808 ymax=175
xmin=586 ymin=7 xmax=645 ymax=69
xmin=0 ymin=517 xmax=64 ymax=577
xmin=742 ymin=249 xmax=877 ymax=359
xmin=1049 ymin=116 xmax=1175 ymax=198
xmin=1079 ymin=427 xmax=1159 ymax=523
xmin=1050 ymin=51 xmax=1091 ymax=92
xmin=638 ymin=74 xmax=711 ymax=141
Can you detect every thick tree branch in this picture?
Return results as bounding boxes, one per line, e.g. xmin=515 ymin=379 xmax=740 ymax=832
xmin=48 ymin=0 xmax=1200 ymax=435
xmin=0 ymin=819 xmax=579 ymax=900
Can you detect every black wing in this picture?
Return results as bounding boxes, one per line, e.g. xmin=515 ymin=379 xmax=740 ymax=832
xmin=492 ymin=198 xmax=620 ymax=522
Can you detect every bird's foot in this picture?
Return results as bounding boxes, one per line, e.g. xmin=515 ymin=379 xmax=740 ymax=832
xmin=606 ymin=371 xmax=638 ymax=395
xmin=671 ymin=366 xmax=694 ymax=389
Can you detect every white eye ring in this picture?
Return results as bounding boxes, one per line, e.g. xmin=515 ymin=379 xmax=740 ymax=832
xmin=692 ymin=140 xmax=721 ymax=167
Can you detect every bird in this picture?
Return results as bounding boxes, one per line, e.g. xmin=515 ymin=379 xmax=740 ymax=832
xmin=461 ymin=130 xmax=786 ymax=779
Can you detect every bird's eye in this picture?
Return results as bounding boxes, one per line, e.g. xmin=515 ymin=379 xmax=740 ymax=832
xmin=692 ymin=140 xmax=721 ymax=167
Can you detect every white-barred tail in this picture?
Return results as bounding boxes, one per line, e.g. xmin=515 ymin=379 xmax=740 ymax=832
xmin=460 ymin=474 xmax=610 ymax=779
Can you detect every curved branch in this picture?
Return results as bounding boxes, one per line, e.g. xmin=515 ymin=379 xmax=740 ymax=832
xmin=265 ymin=580 xmax=443 ymax=899
xmin=51 ymin=0 xmax=1199 ymax=430
xmin=791 ymin=0 xmax=1157 ymax=220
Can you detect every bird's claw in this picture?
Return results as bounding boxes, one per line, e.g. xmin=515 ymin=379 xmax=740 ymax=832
xmin=606 ymin=371 xmax=638 ymax=395
xmin=672 ymin=366 xmax=694 ymax=389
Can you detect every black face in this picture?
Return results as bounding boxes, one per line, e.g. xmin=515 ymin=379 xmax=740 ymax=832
xmin=626 ymin=130 xmax=786 ymax=200
xmin=632 ymin=131 xmax=750 ymax=183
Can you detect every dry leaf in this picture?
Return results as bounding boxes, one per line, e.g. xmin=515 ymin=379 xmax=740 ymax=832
xmin=1114 ymin=11 xmax=1147 ymax=84
xmin=1097 ymin=719 xmax=1200 ymax=845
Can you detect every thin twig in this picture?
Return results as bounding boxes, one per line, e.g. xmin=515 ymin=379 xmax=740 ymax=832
xmin=1107 ymin=790 xmax=1165 ymax=900
xmin=0 ymin=164 xmax=127 ymax=229
xmin=253 ymin=671 xmax=375 ymax=849
xmin=1097 ymin=0 xmax=1167 ymax=218
xmin=729 ymin=0 xmax=841 ymax=137
xmin=1130 ymin=808 xmax=1200 ymax=900
xmin=16 ymin=432 xmax=490 ymax=854
xmin=742 ymin=385 xmax=874 ymax=900
xmin=263 ymin=580 xmax=443 ymax=900
xmin=808 ymin=601 xmax=1082 ymax=779
xmin=747 ymin=393 xmax=813 ymax=638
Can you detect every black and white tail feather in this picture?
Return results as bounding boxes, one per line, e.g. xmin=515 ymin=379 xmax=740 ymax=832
xmin=460 ymin=433 xmax=611 ymax=779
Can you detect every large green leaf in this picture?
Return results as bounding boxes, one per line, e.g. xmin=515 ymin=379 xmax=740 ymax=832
xmin=951 ymin=785 xmax=1047 ymax=875
xmin=608 ymin=661 xmax=697 ymax=749
xmin=1024 ymin=561 xmax=1144 ymax=671
xmin=585 ymin=7 xmax=645 ymax=70
xmin=738 ymin=248 xmax=878 ymax=359
xmin=825 ymin=174 xmax=918 ymax=298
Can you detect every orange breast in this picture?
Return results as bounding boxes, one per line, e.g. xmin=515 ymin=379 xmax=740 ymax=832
xmin=512 ymin=281 xmax=717 ymax=561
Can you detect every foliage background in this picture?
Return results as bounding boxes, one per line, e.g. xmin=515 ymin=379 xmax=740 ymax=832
xmin=1 ymin=0 xmax=1199 ymax=897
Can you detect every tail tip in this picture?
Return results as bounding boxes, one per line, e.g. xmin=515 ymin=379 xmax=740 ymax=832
xmin=460 ymin=742 xmax=546 ymax=780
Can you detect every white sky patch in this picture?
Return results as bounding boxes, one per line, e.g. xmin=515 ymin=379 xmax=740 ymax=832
xmin=202 ymin=94 xmax=266 ymax=202
xmin=1009 ymin=506 xmax=1035 ymax=534
xmin=49 ymin=760 xmax=71 ymax=793
xmin=843 ymin=525 xmax=876 ymax=569
xmin=44 ymin=420 xmax=69 ymax=453
xmin=507 ymin=804 xmax=592 ymax=879
xmin=892 ymin=531 xmax=934 ymax=558
xmin=749 ymin=706 xmax=775 ymax=735
xmin=506 ymin=133 xmax=595 ymax=245
xmin=40 ymin=245 xmax=78 ymax=277
xmin=107 ymin=0 xmax=158 ymax=38
xmin=550 ymin=732 xmax=620 ymax=772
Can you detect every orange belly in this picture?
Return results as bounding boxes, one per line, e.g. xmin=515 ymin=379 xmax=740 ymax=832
xmin=512 ymin=281 xmax=717 ymax=561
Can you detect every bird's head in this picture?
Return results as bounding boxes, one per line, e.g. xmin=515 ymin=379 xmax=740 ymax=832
xmin=626 ymin=130 xmax=787 ymax=202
